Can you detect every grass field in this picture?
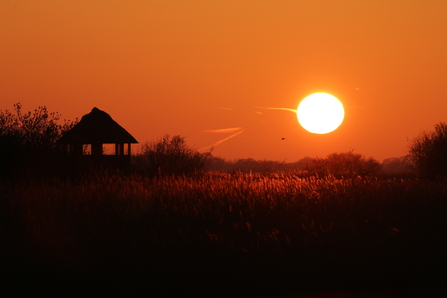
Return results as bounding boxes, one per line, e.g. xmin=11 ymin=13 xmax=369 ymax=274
xmin=2 ymin=172 xmax=447 ymax=296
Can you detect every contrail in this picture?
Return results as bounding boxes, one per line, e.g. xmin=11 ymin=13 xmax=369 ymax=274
xmin=199 ymin=106 xmax=296 ymax=152
xmin=203 ymin=127 xmax=243 ymax=134
xmin=256 ymin=107 xmax=297 ymax=113
xmin=199 ymin=129 xmax=245 ymax=151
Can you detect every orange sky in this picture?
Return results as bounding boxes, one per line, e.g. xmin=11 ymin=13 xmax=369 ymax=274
xmin=2 ymin=0 xmax=447 ymax=162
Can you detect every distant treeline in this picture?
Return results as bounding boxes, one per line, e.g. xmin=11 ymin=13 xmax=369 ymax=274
xmin=202 ymin=154 xmax=412 ymax=178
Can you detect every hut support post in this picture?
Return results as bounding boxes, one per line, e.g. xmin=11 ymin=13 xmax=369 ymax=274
xmin=92 ymin=143 xmax=102 ymax=156
xmin=115 ymin=143 xmax=125 ymax=155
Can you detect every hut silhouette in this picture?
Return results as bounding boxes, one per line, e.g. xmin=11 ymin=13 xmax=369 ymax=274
xmin=59 ymin=107 xmax=138 ymax=174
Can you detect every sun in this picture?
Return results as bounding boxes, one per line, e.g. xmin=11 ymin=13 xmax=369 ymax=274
xmin=297 ymin=93 xmax=344 ymax=134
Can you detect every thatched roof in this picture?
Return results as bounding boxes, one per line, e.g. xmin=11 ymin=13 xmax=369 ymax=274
xmin=59 ymin=108 xmax=138 ymax=144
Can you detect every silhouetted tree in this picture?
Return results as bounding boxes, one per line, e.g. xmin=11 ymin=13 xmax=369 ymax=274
xmin=134 ymin=134 xmax=210 ymax=176
xmin=381 ymin=156 xmax=412 ymax=177
xmin=0 ymin=103 xmax=77 ymax=180
xmin=408 ymin=122 xmax=447 ymax=178
xmin=233 ymin=158 xmax=261 ymax=173
xmin=288 ymin=157 xmax=315 ymax=171
xmin=305 ymin=151 xmax=381 ymax=178
xmin=204 ymin=155 xmax=230 ymax=171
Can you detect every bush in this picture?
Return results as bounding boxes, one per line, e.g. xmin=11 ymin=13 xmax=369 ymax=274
xmin=408 ymin=122 xmax=447 ymax=178
xmin=0 ymin=103 xmax=77 ymax=179
xmin=134 ymin=134 xmax=210 ymax=176
xmin=305 ymin=151 xmax=381 ymax=178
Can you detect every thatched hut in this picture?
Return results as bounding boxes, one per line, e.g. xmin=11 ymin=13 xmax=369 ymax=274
xmin=59 ymin=107 xmax=138 ymax=174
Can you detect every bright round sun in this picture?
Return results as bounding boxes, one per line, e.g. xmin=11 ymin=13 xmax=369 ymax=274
xmin=297 ymin=93 xmax=344 ymax=134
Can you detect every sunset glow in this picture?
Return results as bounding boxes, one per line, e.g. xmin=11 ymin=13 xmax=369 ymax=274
xmin=2 ymin=0 xmax=447 ymax=161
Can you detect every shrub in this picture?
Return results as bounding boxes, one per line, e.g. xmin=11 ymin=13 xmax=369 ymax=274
xmin=0 ymin=103 xmax=77 ymax=179
xmin=305 ymin=151 xmax=381 ymax=178
xmin=134 ymin=134 xmax=210 ymax=176
xmin=408 ymin=122 xmax=447 ymax=178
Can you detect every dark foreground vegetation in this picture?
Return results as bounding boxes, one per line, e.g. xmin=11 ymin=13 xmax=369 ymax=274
xmin=2 ymin=172 xmax=446 ymax=296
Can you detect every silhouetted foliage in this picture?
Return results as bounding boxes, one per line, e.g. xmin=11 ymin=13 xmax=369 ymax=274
xmin=0 ymin=103 xmax=77 ymax=180
xmin=305 ymin=151 xmax=381 ymax=178
xmin=205 ymin=156 xmax=291 ymax=173
xmin=204 ymin=155 xmax=234 ymax=171
xmin=408 ymin=122 xmax=447 ymax=178
xmin=133 ymin=134 xmax=210 ymax=176
xmin=381 ymin=156 xmax=413 ymax=177
xmin=205 ymin=154 xmax=385 ymax=177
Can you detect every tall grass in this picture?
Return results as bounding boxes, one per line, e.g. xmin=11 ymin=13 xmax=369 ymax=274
xmin=2 ymin=172 xmax=446 ymax=295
